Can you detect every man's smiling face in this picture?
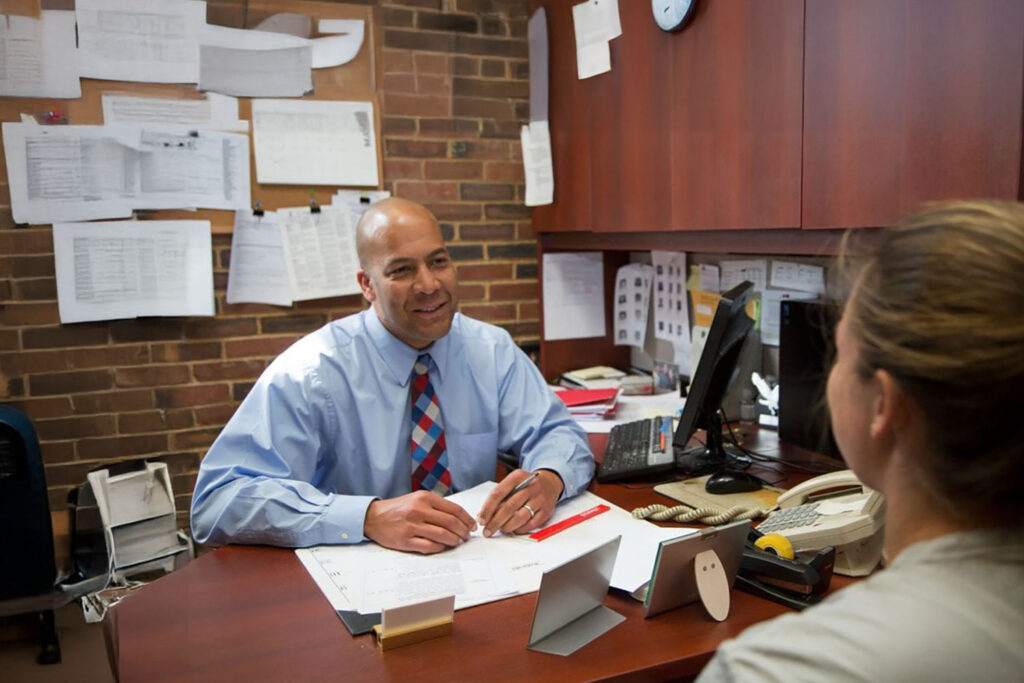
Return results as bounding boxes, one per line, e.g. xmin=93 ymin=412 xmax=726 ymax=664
xmin=357 ymin=206 xmax=457 ymax=350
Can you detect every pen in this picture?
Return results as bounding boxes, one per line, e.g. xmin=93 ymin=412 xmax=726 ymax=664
xmin=499 ymin=471 xmax=539 ymax=505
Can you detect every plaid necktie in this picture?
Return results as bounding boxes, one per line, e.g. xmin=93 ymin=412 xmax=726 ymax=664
xmin=409 ymin=353 xmax=451 ymax=495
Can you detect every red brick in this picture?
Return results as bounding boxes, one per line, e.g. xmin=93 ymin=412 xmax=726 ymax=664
xmin=460 ymin=183 xmax=515 ymax=201
xmin=416 ymin=73 xmax=451 ymax=96
xmin=419 ymin=118 xmax=479 ymax=137
xmin=452 ymin=96 xmax=516 ymax=120
xmin=155 ymin=384 xmax=231 ymax=408
xmin=169 ymin=428 xmax=221 ymax=451
xmin=119 ymin=409 xmax=195 ymax=434
xmin=484 ymin=162 xmax=524 ymax=182
xmin=382 ymin=116 xmax=417 ymax=135
xmin=385 ymin=138 xmax=449 ymax=158
xmin=184 ymin=317 xmax=258 ymax=339
xmin=457 ymin=284 xmax=485 ymax=301
xmin=395 ymin=181 xmax=458 ymax=202
xmin=516 ymin=222 xmax=535 ymax=240
xmin=520 ymin=302 xmax=540 ymax=319
xmin=424 ymin=202 xmax=482 ymax=221
xmin=2 ymin=302 xmax=60 ymax=326
xmin=425 ymin=160 xmax=483 ymax=180
xmin=482 ymin=59 xmax=506 ymax=77
xmin=451 ymin=139 xmax=510 ymax=161
xmin=461 ymin=304 xmax=516 ymax=322
xmin=457 ymin=263 xmax=513 ymax=281
xmin=485 ymin=203 xmax=531 ymax=220
xmin=225 ymin=336 xmax=297 ymax=358
xmin=382 ymin=48 xmax=414 ymax=73
xmin=72 ymin=389 xmax=155 ymax=414
xmin=414 ymin=52 xmax=449 ymax=74
xmin=2 ymin=396 xmax=73 ymax=419
xmin=194 ymin=403 xmax=238 ymax=426
xmin=491 ymin=282 xmax=538 ymax=301
xmin=459 ymin=223 xmax=515 ymax=241
xmin=115 ymin=365 xmax=192 ymax=388
xmin=453 ymin=77 xmax=528 ymax=99
xmin=384 ymin=159 xmax=426 ymax=179
xmin=30 ymin=369 xmax=113 ymax=396
xmin=0 ymin=329 xmax=18 ymax=349
xmin=192 ymin=360 xmax=266 ymax=382
xmin=382 ymin=72 xmax=417 ymax=92
xmin=76 ymin=434 xmax=169 ymax=461
xmin=12 ymin=278 xmax=57 ymax=300
xmin=151 ymin=341 xmax=222 ymax=362
xmin=40 ymin=441 xmax=75 ymax=465
xmin=384 ymin=92 xmax=450 ymax=117
xmin=34 ymin=415 xmax=117 ymax=441
xmin=0 ymin=228 xmax=52 ymax=254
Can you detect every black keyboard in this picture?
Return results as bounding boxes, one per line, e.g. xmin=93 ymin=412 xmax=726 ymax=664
xmin=596 ymin=416 xmax=675 ymax=483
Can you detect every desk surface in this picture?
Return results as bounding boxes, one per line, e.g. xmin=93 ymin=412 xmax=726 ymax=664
xmin=107 ymin=430 xmax=846 ymax=682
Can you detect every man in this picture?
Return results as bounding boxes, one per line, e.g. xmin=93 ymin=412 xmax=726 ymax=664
xmin=190 ymin=198 xmax=594 ymax=553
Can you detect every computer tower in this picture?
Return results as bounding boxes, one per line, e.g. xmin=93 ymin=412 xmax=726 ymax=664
xmin=778 ymin=301 xmax=841 ymax=460
xmin=0 ymin=406 xmax=57 ymax=600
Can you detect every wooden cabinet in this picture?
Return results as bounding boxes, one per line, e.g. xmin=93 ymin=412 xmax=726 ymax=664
xmin=533 ymin=0 xmax=804 ymax=233
xmin=532 ymin=0 xmax=1023 ymax=234
xmin=802 ymin=0 xmax=1024 ymax=228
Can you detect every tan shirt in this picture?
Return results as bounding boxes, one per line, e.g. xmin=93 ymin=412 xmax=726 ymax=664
xmin=697 ymin=529 xmax=1024 ymax=682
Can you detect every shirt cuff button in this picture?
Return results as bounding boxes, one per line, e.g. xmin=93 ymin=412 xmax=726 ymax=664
xmin=341 ymin=532 xmax=349 ymax=540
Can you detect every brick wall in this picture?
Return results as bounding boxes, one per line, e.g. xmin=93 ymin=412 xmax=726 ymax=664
xmin=0 ymin=0 xmax=537 ymax=529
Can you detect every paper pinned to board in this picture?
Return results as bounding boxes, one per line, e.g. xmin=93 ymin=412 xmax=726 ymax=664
xmin=542 ymin=252 xmax=606 ymax=341
xmin=522 ymin=120 xmax=554 ymax=206
xmin=251 ymin=98 xmax=378 ymax=186
xmin=75 ymin=0 xmax=206 ymax=83
xmin=226 ymin=210 xmax=293 ymax=307
xmin=770 ymin=260 xmax=826 ymax=295
xmin=613 ymin=263 xmax=654 ymax=348
xmin=279 ymin=204 xmax=362 ymax=302
xmin=199 ymin=44 xmax=312 ymax=98
xmin=101 ymin=92 xmax=247 ymax=132
xmin=0 ymin=10 xmax=81 ymax=98
xmin=52 ymin=220 xmax=215 ymax=323
xmin=572 ymin=0 xmax=620 ymax=80
xmin=652 ymin=251 xmax=691 ymax=375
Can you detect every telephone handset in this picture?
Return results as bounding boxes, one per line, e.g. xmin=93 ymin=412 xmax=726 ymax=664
xmin=759 ymin=469 xmax=886 ymax=577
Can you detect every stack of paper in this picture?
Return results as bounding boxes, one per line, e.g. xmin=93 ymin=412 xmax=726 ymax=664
xmin=554 ymin=387 xmax=620 ymax=420
xmin=560 ymin=365 xmax=626 ymax=390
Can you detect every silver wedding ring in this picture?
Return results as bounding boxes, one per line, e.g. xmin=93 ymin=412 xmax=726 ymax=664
xmin=523 ymin=503 xmax=536 ymax=518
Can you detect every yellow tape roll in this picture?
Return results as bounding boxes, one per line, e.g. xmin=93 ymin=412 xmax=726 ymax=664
xmin=755 ymin=533 xmax=795 ymax=560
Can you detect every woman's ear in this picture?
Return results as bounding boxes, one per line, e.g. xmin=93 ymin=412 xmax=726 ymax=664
xmin=870 ymin=369 xmax=909 ymax=441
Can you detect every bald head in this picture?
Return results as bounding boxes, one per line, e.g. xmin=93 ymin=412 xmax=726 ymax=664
xmin=356 ymin=197 xmax=441 ymax=268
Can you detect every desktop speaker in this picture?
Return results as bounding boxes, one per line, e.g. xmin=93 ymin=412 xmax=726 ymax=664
xmin=778 ymin=301 xmax=841 ymax=460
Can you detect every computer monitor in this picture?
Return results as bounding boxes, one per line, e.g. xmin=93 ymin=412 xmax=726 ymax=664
xmin=673 ymin=280 xmax=756 ymax=475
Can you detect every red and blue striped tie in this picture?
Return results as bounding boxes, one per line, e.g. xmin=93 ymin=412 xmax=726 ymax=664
xmin=409 ymin=354 xmax=451 ymax=495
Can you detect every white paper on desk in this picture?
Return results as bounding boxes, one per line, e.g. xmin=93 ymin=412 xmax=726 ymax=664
xmin=521 ymin=120 xmax=554 ymax=207
xmin=102 ymin=92 xmax=247 ymax=132
xmin=770 ymin=260 xmax=826 ymax=295
xmin=720 ymin=259 xmax=768 ymax=294
xmin=199 ymin=44 xmax=312 ymax=98
xmin=251 ymin=98 xmax=378 ymax=186
xmin=53 ymin=220 xmax=214 ymax=323
xmin=134 ymin=129 xmax=251 ymax=211
xmin=75 ymin=0 xmax=205 ymax=83
xmin=575 ymin=392 xmax=685 ymax=434
xmin=226 ymin=211 xmax=292 ymax=307
xmin=652 ymin=251 xmax=691 ymax=373
xmin=2 ymin=122 xmax=136 ymax=225
xmin=0 ymin=11 xmax=81 ymax=98
xmin=614 ymin=263 xmax=654 ymax=349
xmin=280 ymin=205 xmax=361 ymax=302
xmin=760 ymin=289 xmax=818 ymax=347
xmin=542 ymin=252 xmax=606 ymax=341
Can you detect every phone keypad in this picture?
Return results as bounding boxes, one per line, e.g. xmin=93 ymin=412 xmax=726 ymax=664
xmin=758 ymin=503 xmax=821 ymax=533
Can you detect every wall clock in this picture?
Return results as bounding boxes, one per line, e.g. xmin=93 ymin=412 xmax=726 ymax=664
xmin=651 ymin=0 xmax=697 ymax=32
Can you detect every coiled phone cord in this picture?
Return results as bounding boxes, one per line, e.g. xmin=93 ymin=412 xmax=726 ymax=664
xmin=631 ymin=503 xmax=770 ymax=526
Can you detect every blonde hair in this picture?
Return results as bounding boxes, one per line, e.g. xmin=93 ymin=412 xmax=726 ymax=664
xmin=842 ymin=200 xmax=1024 ymax=528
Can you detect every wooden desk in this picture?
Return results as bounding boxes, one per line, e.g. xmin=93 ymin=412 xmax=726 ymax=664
xmin=106 ymin=430 xmax=842 ymax=682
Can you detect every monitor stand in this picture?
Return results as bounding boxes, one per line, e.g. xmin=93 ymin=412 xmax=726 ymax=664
xmin=674 ymin=413 xmax=752 ymax=476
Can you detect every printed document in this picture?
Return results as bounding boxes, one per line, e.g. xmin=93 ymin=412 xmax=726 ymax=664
xmin=279 ymin=205 xmax=361 ymax=301
xmin=251 ymin=98 xmax=379 ymax=186
xmin=542 ymin=252 xmax=606 ymax=341
xmin=0 ymin=10 xmax=80 ymax=98
xmin=226 ymin=211 xmax=292 ymax=307
xmin=75 ymin=0 xmax=205 ymax=83
xmin=101 ymin=92 xmax=247 ymax=132
xmin=296 ymin=482 xmax=691 ymax=615
xmin=52 ymin=220 xmax=214 ymax=323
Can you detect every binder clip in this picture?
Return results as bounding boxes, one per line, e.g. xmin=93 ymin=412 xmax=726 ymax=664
xmin=309 ymin=191 xmax=321 ymax=214
xmin=253 ymin=201 xmax=264 ymax=217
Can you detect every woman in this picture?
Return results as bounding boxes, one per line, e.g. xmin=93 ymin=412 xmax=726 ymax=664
xmin=698 ymin=201 xmax=1024 ymax=682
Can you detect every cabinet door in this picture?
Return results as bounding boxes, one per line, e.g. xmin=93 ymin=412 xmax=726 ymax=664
xmin=589 ymin=2 xmax=673 ymax=232
xmin=531 ymin=0 xmax=592 ymax=233
xmin=803 ymin=0 xmax=1024 ymax=229
xmin=668 ymin=0 xmax=804 ymax=231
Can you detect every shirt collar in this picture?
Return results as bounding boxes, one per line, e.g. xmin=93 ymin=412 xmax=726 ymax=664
xmin=363 ymin=309 xmax=453 ymax=387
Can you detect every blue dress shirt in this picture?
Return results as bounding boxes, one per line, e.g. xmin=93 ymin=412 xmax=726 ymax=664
xmin=190 ymin=311 xmax=595 ymax=547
